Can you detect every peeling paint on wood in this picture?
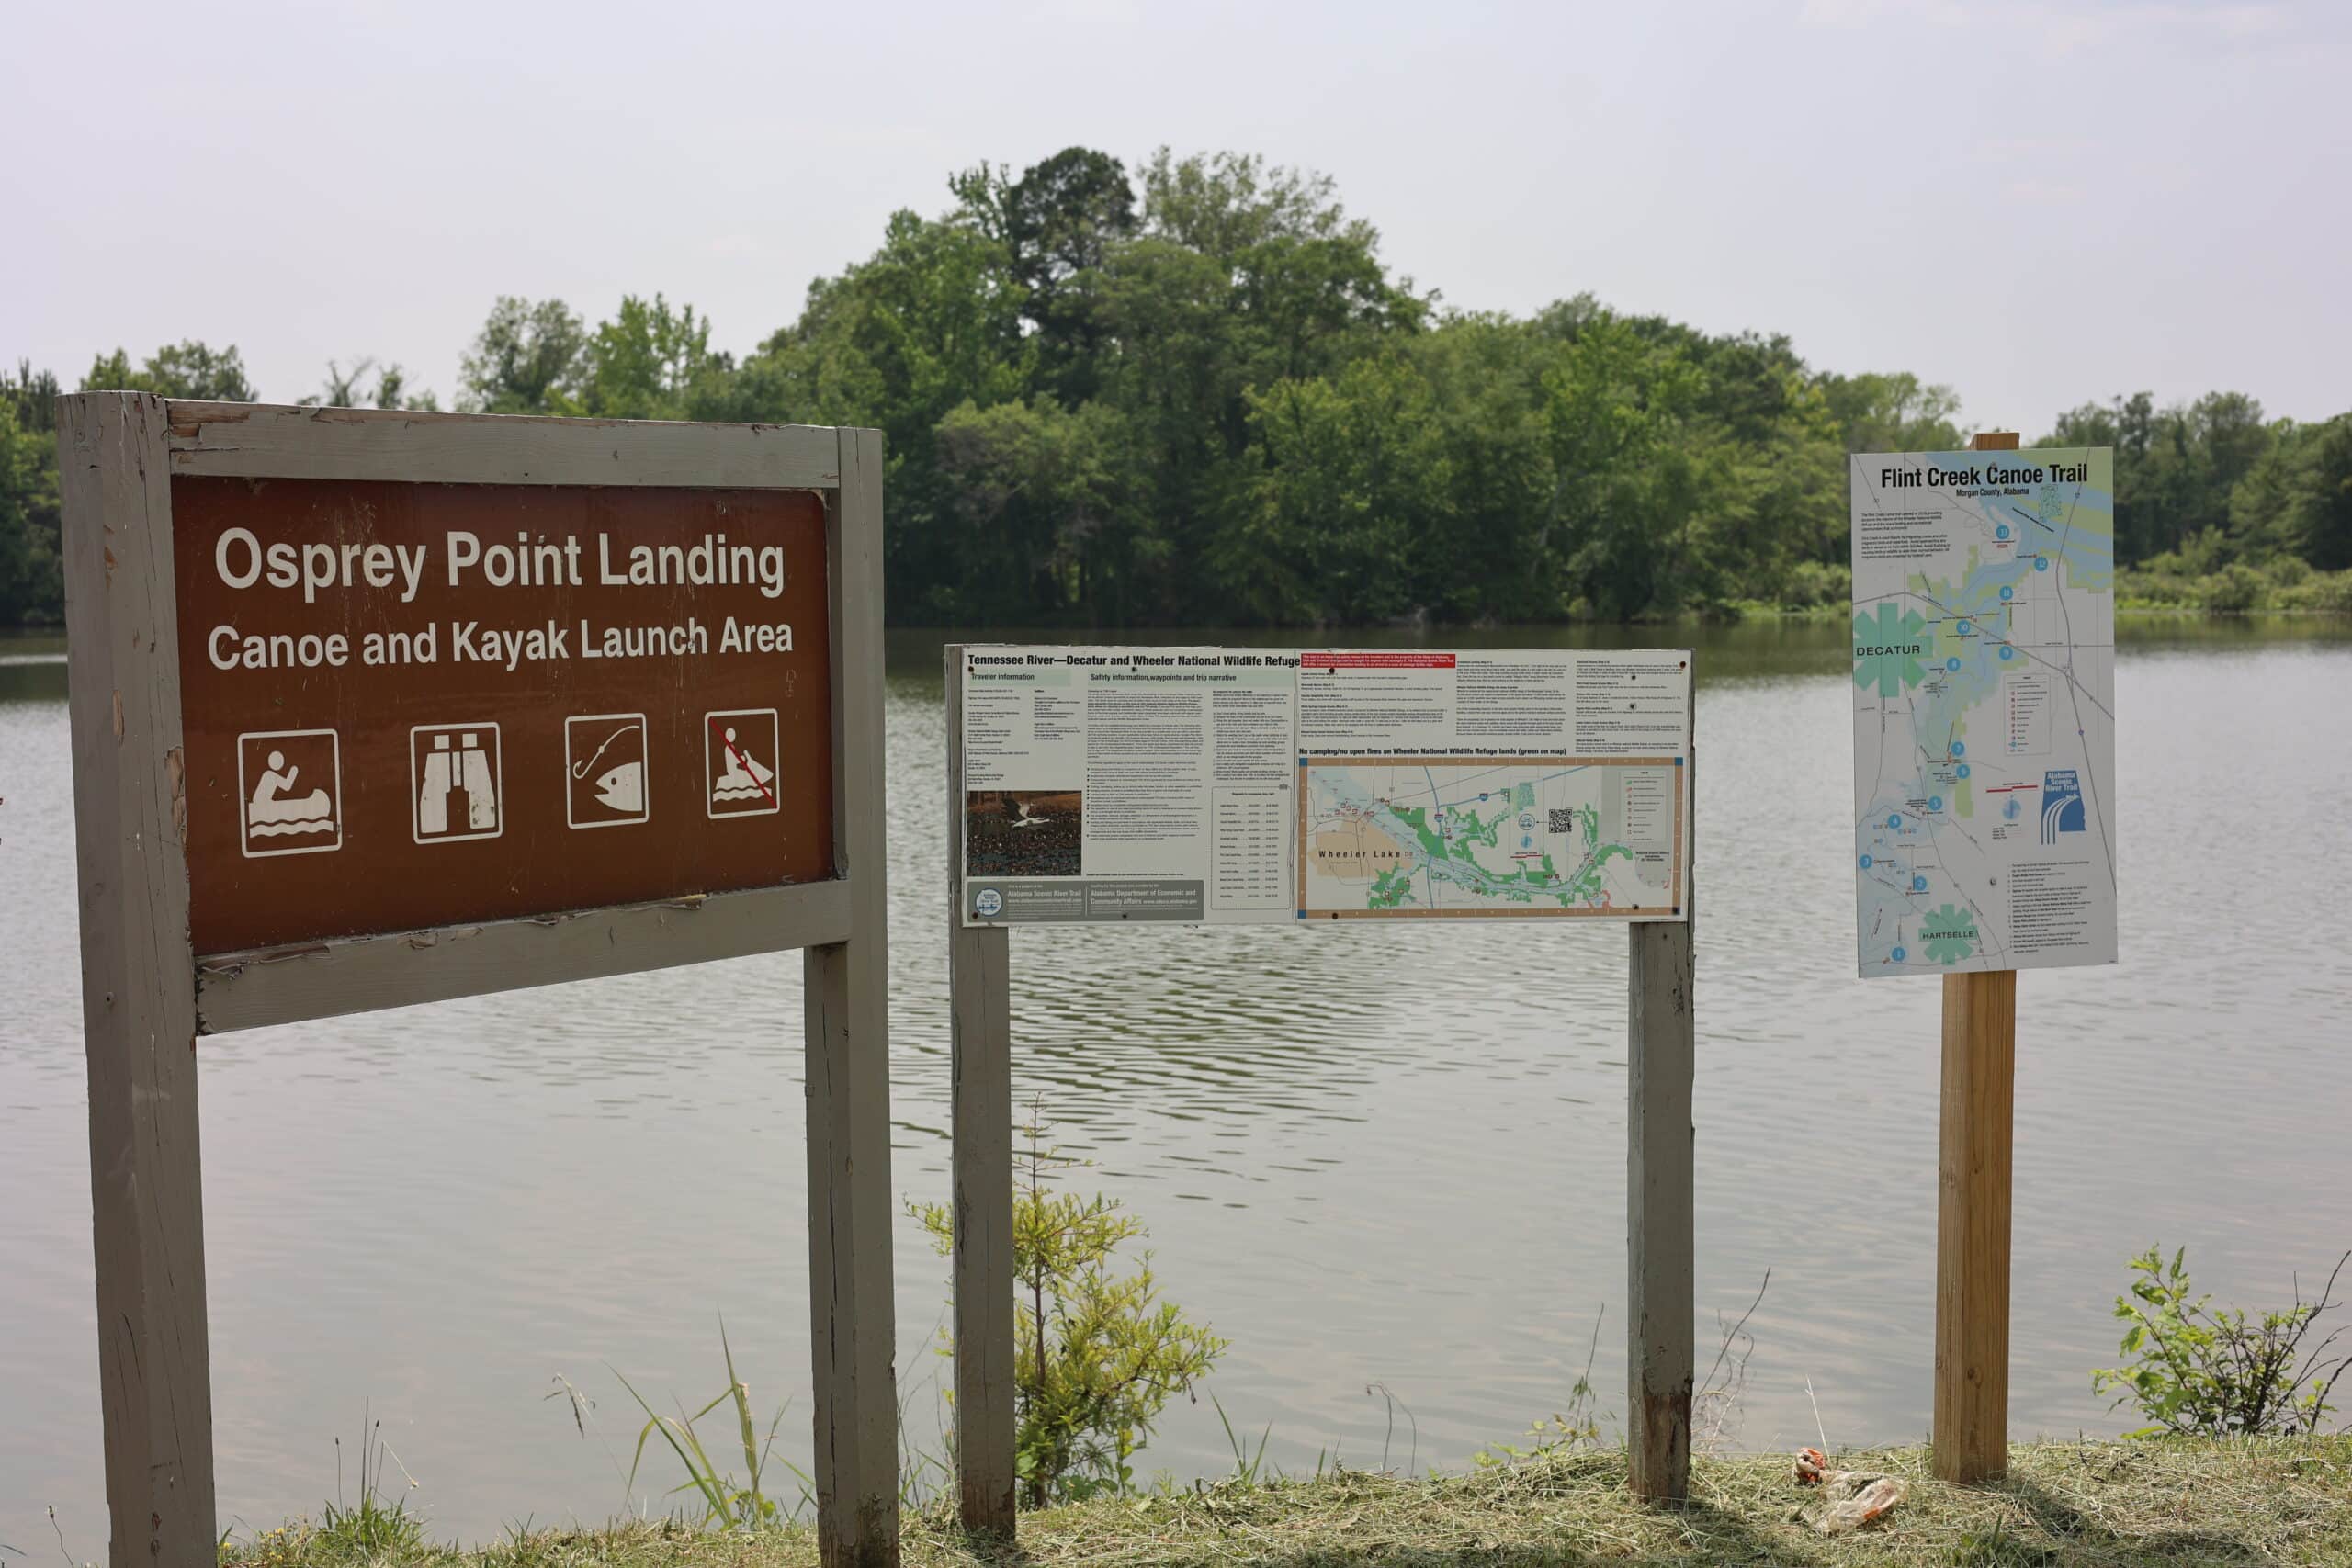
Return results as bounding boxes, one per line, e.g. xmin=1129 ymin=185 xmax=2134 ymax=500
xmin=945 ymin=645 xmax=1018 ymax=1538
xmin=798 ymin=429 xmax=901 ymax=1568
xmin=1628 ymin=750 xmax=1696 ymax=1506
xmin=193 ymin=880 xmax=853 ymax=1034
xmin=61 ymin=391 xmax=218 ymax=1568
xmin=164 ymin=400 xmax=841 ymax=489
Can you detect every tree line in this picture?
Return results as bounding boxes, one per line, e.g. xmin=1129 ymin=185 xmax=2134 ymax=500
xmin=7 ymin=146 xmax=2348 ymax=629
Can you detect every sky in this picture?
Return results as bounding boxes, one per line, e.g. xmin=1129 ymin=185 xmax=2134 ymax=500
xmin=5 ymin=0 xmax=2347 ymax=436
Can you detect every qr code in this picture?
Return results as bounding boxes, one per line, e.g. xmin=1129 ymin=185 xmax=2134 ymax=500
xmin=1548 ymin=807 xmax=1576 ymax=833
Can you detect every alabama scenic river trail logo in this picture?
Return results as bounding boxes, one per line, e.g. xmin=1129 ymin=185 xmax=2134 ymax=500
xmin=236 ymin=728 xmax=343 ymax=858
xmin=2041 ymin=767 xmax=2086 ymax=845
xmin=565 ymin=713 xmax=650 ymax=829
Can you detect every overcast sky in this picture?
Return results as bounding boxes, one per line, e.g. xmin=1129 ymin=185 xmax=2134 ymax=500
xmin=6 ymin=0 xmax=2346 ymax=435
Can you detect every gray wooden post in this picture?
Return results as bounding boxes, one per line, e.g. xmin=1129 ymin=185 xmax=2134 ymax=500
xmin=804 ymin=426 xmax=901 ymax=1567
xmin=60 ymin=391 xmax=220 ymax=1566
xmin=944 ymin=645 xmax=1019 ymax=1533
xmin=1627 ymin=751 xmax=1695 ymax=1503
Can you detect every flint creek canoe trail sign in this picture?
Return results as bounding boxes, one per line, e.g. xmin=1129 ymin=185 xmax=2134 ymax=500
xmin=175 ymin=479 xmax=831 ymax=951
xmin=1849 ymin=432 xmax=2121 ymax=1489
xmin=62 ymin=398 xmax=901 ymax=1568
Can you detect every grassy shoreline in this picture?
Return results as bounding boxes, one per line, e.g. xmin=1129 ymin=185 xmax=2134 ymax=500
xmin=224 ymin=1437 xmax=2352 ymax=1566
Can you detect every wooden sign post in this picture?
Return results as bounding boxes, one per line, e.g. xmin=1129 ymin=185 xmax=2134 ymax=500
xmin=1854 ymin=427 xmax=2114 ymax=1483
xmin=942 ymin=643 xmax=1699 ymax=1529
xmin=1628 ymin=773 xmax=1695 ymax=1502
xmin=1935 ymin=962 xmax=2016 ymax=1483
xmin=62 ymin=396 xmax=901 ymax=1567
xmin=1933 ymin=428 xmax=2022 ymax=1483
xmin=943 ymin=653 xmax=1018 ymax=1534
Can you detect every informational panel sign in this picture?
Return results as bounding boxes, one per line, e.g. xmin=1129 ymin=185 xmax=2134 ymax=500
xmin=1850 ymin=448 xmax=2118 ymax=976
xmin=1297 ymin=649 xmax=1690 ymax=920
xmin=174 ymin=477 xmax=833 ymax=954
xmin=958 ymin=648 xmax=1300 ymax=924
xmin=957 ymin=646 xmax=1691 ymax=925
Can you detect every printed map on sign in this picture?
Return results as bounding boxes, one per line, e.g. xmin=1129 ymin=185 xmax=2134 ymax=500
xmin=1851 ymin=447 xmax=2118 ymax=976
xmin=1301 ymin=759 xmax=1680 ymax=916
xmin=959 ymin=647 xmax=1691 ymax=925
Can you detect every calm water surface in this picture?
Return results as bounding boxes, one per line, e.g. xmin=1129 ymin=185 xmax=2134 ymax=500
xmin=4 ymin=619 xmax=2349 ymax=1552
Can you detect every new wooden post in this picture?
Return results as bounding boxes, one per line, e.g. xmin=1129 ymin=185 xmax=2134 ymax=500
xmin=1628 ymin=751 xmax=1695 ymax=1502
xmin=805 ymin=426 xmax=903 ymax=1565
xmin=944 ymin=646 xmax=1019 ymax=1534
xmin=1932 ymin=429 xmax=2022 ymax=1485
xmin=62 ymin=391 xmax=220 ymax=1568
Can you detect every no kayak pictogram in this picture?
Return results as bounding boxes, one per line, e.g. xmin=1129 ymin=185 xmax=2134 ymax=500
xmin=705 ymin=708 xmax=781 ymax=818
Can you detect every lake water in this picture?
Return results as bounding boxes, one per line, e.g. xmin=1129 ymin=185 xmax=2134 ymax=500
xmin=5 ymin=619 xmax=2350 ymax=1553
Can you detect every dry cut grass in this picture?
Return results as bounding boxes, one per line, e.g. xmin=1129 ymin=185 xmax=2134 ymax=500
xmin=223 ymin=1436 xmax=2352 ymax=1567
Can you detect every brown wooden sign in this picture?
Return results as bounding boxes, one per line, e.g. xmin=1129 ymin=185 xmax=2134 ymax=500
xmin=172 ymin=478 xmax=833 ymax=953
xmin=62 ymin=400 xmax=902 ymax=1568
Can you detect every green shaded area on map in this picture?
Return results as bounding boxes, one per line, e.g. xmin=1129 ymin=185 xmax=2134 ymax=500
xmin=1306 ymin=762 xmax=1670 ymax=915
xmin=1853 ymin=603 xmax=1930 ymax=697
xmin=1920 ymin=904 xmax=1981 ymax=964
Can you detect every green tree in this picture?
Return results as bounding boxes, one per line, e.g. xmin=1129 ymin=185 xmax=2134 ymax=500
xmin=1667 ymin=333 xmax=1846 ymax=582
xmin=933 ymin=396 xmax=1139 ymax=624
xmin=1080 ymin=151 xmax=1426 ymax=621
xmin=1232 ymin=354 xmax=1449 ymax=625
xmin=2235 ymin=414 xmax=2352 ymax=572
xmin=1393 ymin=316 xmax=1558 ymax=623
xmin=458 ymin=296 xmax=586 ymax=413
xmin=1544 ymin=316 xmax=1745 ymax=619
xmin=574 ymin=295 xmax=732 ymax=421
xmin=1088 ymin=234 xmax=1251 ymax=619
xmin=300 ymin=356 xmax=439 ymax=411
xmin=738 ymin=205 xmax=1034 ymax=619
xmin=958 ymin=147 xmax=1138 ymax=406
xmin=2045 ymin=391 xmax=2273 ymax=565
xmin=81 ymin=340 xmax=256 ymax=401
xmin=3 ymin=363 xmax=60 ymax=434
xmin=1818 ymin=370 xmax=1965 ymax=455
xmin=2289 ymin=416 xmax=2352 ymax=572
xmin=2093 ymin=1245 xmax=2351 ymax=1438
xmin=911 ymin=1117 xmax=1224 ymax=1506
xmin=46 ymin=149 xmax=2341 ymax=629
xmin=1141 ymin=148 xmax=1359 ymax=255
xmin=0 ymin=371 xmax=64 ymax=625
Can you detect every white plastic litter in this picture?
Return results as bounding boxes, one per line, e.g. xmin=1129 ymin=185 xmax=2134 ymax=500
xmin=1792 ymin=1448 xmax=1906 ymax=1534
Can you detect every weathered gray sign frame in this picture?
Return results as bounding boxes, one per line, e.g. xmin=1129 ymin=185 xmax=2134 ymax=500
xmin=61 ymin=395 xmax=900 ymax=1567
xmin=941 ymin=643 xmax=1698 ymax=1533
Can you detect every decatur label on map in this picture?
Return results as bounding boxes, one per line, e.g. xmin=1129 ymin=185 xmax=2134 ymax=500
xmin=1851 ymin=448 xmax=2118 ymax=976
